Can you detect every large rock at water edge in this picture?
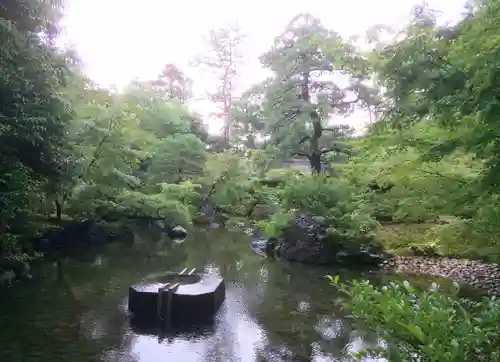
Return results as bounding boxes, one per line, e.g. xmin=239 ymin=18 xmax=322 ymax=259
xmin=275 ymin=214 xmax=385 ymax=267
xmin=0 ymin=259 xmax=32 ymax=283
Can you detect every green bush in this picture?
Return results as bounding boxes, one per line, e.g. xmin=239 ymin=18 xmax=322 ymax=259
xmin=258 ymin=174 xmax=378 ymax=248
xmin=278 ymin=174 xmax=377 ymax=238
xmin=330 ymin=277 xmax=500 ymax=361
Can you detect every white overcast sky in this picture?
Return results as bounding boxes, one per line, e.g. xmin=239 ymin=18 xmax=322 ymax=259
xmin=59 ymin=0 xmax=466 ymax=134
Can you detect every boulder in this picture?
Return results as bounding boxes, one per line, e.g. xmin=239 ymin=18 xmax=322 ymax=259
xmin=0 ymin=259 xmax=32 ymax=280
xmin=167 ymin=225 xmax=188 ymax=239
xmin=250 ymin=239 xmax=268 ymax=257
xmin=265 ymin=237 xmax=279 ymax=257
xmin=0 ymin=269 xmax=16 ymax=287
xmin=275 ymin=214 xmax=385 ymax=267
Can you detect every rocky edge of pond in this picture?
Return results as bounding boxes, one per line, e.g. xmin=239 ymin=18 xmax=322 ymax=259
xmin=259 ymin=213 xmax=500 ymax=295
xmin=0 ymin=218 xmax=188 ymax=286
xmin=262 ymin=214 xmax=386 ymax=267
xmin=381 ymin=256 xmax=500 ymax=295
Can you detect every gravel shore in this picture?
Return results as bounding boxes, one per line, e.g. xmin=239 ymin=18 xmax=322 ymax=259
xmin=381 ymin=256 xmax=500 ymax=295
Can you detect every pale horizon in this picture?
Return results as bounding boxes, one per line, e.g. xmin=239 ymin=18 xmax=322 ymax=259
xmin=58 ymin=0 xmax=466 ymax=135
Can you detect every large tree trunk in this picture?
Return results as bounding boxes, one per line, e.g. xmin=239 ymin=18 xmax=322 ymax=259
xmin=309 ymin=151 xmax=322 ymax=174
xmin=309 ymin=118 xmax=323 ymax=173
xmin=300 ymin=70 xmax=324 ymax=174
xmin=54 ymin=199 xmax=62 ymax=221
xmin=246 ymin=134 xmax=256 ymax=149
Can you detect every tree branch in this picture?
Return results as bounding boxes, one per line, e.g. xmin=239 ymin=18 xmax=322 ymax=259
xmin=84 ymin=119 xmax=115 ymax=179
xmin=320 ymin=146 xmax=351 ymax=155
xmin=335 ymin=96 xmax=360 ymax=108
xmin=270 ymin=107 xmax=301 ymax=134
xmin=414 ymin=168 xmax=469 ymax=185
xmin=296 ymin=152 xmax=311 ymax=159
xmin=298 ymin=135 xmax=310 ymax=144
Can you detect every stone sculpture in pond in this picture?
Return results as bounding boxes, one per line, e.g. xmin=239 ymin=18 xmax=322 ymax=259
xmin=128 ymin=268 xmax=226 ymax=332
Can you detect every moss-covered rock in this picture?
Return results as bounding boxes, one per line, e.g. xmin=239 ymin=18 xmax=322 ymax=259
xmin=274 ymin=214 xmax=386 ymax=267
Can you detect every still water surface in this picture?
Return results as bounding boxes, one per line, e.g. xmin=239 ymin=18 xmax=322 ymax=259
xmin=0 ymin=227 xmax=416 ymax=361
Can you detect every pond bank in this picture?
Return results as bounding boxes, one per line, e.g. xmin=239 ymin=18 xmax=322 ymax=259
xmin=0 ymin=218 xmax=189 ymax=286
xmin=381 ymin=256 xmax=500 ymax=295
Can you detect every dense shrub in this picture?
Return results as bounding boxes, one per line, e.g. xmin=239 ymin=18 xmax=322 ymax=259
xmin=330 ymin=277 xmax=500 ymax=361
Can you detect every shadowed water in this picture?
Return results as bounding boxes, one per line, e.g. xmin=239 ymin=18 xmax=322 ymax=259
xmin=0 ymin=226 xmax=442 ymax=361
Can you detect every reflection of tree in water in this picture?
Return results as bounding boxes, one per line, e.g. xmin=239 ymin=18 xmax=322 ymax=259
xmin=72 ymin=232 xmax=190 ymax=359
xmin=154 ymin=228 xmax=272 ymax=361
xmin=0 ymin=265 xmax=102 ymax=361
xmin=0 ymin=225 xmax=189 ymax=362
xmin=85 ymin=227 xmax=255 ymax=361
xmin=83 ymin=227 xmax=267 ymax=361
xmin=251 ymin=263 xmax=378 ymax=361
xmin=201 ymin=282 xmax=267 ymax=362
xmin=181 ymin=229 xmax=266 ymax=285
xmin=179 ymin=229 xmax=382 ymax=361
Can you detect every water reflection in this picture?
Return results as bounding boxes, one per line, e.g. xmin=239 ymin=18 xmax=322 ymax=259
xmin=0 ymin=226 xmax=393 ymax=361
xmin=171 ymin=237 xmax=186 ymax=245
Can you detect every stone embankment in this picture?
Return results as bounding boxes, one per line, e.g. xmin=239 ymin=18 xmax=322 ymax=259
xmin=381 ymin=256 xmax=500 ymax=295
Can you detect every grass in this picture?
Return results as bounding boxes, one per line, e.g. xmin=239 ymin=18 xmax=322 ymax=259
xmin=376 ymin=218 xmax=500 ymax=262
xmin=375 ymin=222 xmax=441 ymax=256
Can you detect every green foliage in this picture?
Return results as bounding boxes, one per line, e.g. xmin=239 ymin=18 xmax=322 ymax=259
xmin=260 ymin=167 xmax=305 ymax=186
xmin=371 ymin=0 xmax=500 ymax=188
xmin=330 ymin=277 xmax=500 ymax=361
xmin=344 ymin=0 xmax=500 ymax=263
xmin=0 ymin=1 xmax=73 ymax=252
xmin=200 ymin=152 xmax=250 ymax=212
xmin=198 ymin=151 xmax=270 ymax=219
xmin=230 ymin=96 xmax=265 ymax=148
xmin=0 ymin=0 xmax=64 ymax=38
xmin=256 ymin=211 xmax=294 ymax=238
xmin=279 ymin=174 xmax=377 ymax=238
xmin=148 ymin=134 xmax=206 ymax=184
xmin=116 ymin=191 xmax=192 ymax=227
xmin=0 ymin=19 xmax=71 ymax=177
xmin=253 ymin=172 xmax=378 ymax=248
xmin=0 ymin=1 xmax=211 ymax=256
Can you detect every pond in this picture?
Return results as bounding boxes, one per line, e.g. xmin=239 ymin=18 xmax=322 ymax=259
xmin=0 ymin=226 xmax=448 ymax=361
